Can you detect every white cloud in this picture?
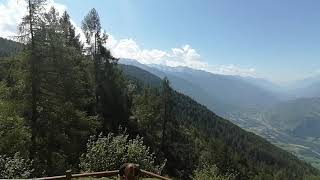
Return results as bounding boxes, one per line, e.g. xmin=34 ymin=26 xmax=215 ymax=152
xmin=105 ymin=35 xmax=256 ymax=76
xmin=0 ymin=0 xmax=67 ymax=38
xmin=208 ymin=64 xmax=256 ymax=76
xmin=106 ymin=36 xmax=207 ymax=69
xmin=0 ymin=0 xmax=26 ymax=38
xmin=0 ymin=0 xmax=256 ymax=77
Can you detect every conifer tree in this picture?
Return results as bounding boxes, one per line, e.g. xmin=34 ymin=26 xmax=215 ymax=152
xmin=18 ymin=0 xmax=47 ymax=162
xmin=161 ymin=77 xmax=172 ymax=150
xmin=82 ymin=9 xmax=129 ymax=132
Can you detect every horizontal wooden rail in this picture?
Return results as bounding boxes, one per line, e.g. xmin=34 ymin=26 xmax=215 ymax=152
xmin=37 ymin=175 xmax=66 ymax=180
xmin=141 ymin=170 xmax=171 ymax=180
xmin=36 ymin=169 xmax=171 ymax=180
xmin=37 ymin=170 xmax=119 ymax=180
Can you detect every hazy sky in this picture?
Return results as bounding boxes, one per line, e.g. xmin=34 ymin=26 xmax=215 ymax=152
xmin=1 ymin=0 xmax=320 ymax=84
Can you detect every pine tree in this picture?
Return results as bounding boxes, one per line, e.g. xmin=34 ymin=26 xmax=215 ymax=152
xmin=18 ymin=0 xmax=47 ymax=162
xmin=82 ymin=9 xmax=129 ymax=132
xmin=161 ymin=77 xmax=172 ymax=150
xmin=34 ymin=7 xmax=99 ymax=175
xmin=17 ymin=5 xmax=100 ymax=175
xmin=60 ymin=11 xmax=82 ymax=51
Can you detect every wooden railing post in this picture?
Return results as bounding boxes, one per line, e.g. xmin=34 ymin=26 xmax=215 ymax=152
xmin=66 ymin=170 xmax=72 ymax=180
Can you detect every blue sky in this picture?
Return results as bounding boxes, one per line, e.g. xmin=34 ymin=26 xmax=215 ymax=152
xmin=1 ymin=0 xmax=320 ymax=84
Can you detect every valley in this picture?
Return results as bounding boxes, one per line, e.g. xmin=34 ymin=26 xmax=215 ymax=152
xmin=226 ymin=108 xmax=320 ymax=170
xmin=120 ymin=59 xmax=320 ymax=170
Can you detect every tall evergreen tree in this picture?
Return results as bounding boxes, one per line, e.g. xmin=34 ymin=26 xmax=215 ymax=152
xmin=81 ymin=9 xmax=129 ymax=132
xmin=17 ymin=5 xmax=100 ymax=175
xmin=33 ymin=7 xmax=99 ymax=175
xmin=18 ymin=0 xmax=47 ymax=162
xmin=60 ymin=11 xmax=82 ymax=51
xmin=161 ymin=77 xmax=172 ymax=150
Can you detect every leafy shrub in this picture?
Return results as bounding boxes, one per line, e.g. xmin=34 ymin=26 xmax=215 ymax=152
xmin=193 ymin=162 xmax=235 ymax=180
xmin=0 ymin=152 xmax=33 ymax=178
xmin=80 ymin=132 xmax=166 ymax=173
xmin=0 ymin=82 xmax=31 ymax=157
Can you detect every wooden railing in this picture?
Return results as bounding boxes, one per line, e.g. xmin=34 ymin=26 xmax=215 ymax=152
xmin=37 ymin=168 xmax=171 ymax=180
xmin=37 ymin=170 xmax=119 ymax=180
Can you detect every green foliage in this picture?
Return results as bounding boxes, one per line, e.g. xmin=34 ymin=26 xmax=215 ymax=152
xmin=0 ymin=152 xmax=33 ymax=178
xmin=124 ymin=64 xmax=320 ymax=179
xmin=80 ymin=132 xmax=165 ymax=173
xmin=0 ymin=37 xmax=23 ymax=57
xmin=82 ymin=8 xmax=129 ymax=133
xmin=0 ymin=81 xmax=30 ymax=157
xmin=126 ymin=135 xmax=166 ymax=173
xmin=304 ymin=175 xmax=320 ymax=180
xmin=193 ymin=163 xmax=235 ymax=180
xmin=131 ymin=87 xmax=162 ymax=149
xmin=0 ymin=102 xmax=30 ymax=157
xmin=119 ymin=64 xmax=162 ymax=89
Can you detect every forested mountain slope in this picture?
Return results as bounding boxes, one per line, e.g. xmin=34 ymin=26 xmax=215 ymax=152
xmin=120 ymin=64 xmax=320 ymax=180
xmin=119 ymin=60 xmax=320 ymax=171
xmin=120 ymin=59 xmax=281 ymax=115
xmin=0 ymin=37 xmax=23 ymax=57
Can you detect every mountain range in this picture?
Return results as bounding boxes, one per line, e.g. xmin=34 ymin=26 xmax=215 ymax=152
xmin=120 ymin=59 xmax=282 ymax=115
xmin=120 ymin=58 xmax=320 ymax=169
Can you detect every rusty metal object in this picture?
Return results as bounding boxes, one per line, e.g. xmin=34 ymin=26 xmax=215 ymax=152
xmin=119 ymin=163 xmax=141 ymax=180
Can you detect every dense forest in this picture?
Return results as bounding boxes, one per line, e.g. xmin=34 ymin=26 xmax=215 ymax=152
xmin=0 ymin=1 xmax=320 ymax=179
xmin=0 ymin=37 xmax=23 ymax=57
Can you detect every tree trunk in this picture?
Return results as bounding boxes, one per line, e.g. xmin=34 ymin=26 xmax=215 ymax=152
xmin=28 ymin=0 xmax=37 ymax=160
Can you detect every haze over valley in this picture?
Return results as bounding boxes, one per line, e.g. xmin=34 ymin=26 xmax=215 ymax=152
xmin=120 ymin=58 xmax=320 ymax=169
